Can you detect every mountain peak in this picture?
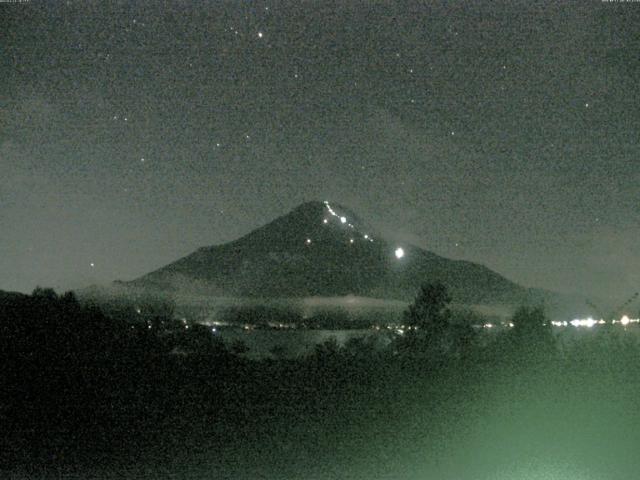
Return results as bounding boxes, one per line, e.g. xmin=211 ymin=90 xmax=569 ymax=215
xmin=129 ymin=200 xmax=536 ymax=304
xmin=287 ymin=200 xmax=364 ymax=226
xmin=223 ymin=200 xmax=375 ymax=252
xmin=292 ymin=200 xmax=327 ymax=214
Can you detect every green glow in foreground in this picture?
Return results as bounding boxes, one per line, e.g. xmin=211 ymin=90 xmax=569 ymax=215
xmin=488 ymin=461 xmax=596 ymax=480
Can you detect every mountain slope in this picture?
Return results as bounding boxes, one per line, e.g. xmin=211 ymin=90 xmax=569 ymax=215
xmin=127 ymin=201 xmax=545 ymax=305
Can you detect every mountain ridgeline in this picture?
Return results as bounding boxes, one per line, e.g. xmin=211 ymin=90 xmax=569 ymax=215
xmin=127 ymin=201 xmax=548 ymax=306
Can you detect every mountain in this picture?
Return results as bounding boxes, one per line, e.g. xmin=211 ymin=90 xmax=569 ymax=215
xmin=125 ymin=201 xmax=550 ymax=306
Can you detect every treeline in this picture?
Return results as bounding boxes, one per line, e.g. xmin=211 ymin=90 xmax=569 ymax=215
xmin=2 ymin=283 xmax=639 ymax=476
xmin=0 ymin=283 xmax=580 ymax=369
xmin=2 ymin=282 xmax=620 ymax=369
xmin=0 ymin=287 xmax=228 ymax=362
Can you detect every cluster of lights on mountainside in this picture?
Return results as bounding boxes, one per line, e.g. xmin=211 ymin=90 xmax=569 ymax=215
xmin=300 ymin=201 xmax=406 ymax=260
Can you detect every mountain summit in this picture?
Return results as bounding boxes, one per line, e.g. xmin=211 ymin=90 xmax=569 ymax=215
xmin=128 ymin=201 xmax=540 ymax=304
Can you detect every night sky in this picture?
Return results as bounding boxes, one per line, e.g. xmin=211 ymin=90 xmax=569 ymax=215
xmin=2 ymin=1 xmax=639 ymax=300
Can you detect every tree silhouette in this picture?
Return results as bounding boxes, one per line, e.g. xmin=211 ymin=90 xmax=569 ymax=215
xmin=507 ymin=305 xmax=555 ymax=361
xmin=396 ymin=282 xmax=453 ymax=358
xmin=404 ymin=281 xmax=452 ymax=336
xmin=511 ymin=305 xmax=551 ymax=341
xmin=31 ymin=286 xmax=58 ymax=301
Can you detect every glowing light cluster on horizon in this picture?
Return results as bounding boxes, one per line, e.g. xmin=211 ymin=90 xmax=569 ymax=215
xmin=570 ymin=318 xmax=599 ymax=328
xmin=549 ymin=316 xmax=640 ymax=328
xmin=472 ymin=322 xmax=513 ymax=329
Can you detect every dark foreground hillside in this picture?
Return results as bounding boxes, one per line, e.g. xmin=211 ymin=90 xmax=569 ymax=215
xmin=2 ymin=289 xmax=640 ymax=479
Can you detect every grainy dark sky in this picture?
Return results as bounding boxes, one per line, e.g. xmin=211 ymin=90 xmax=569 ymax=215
xmin=2 ymin=0 xmax=639 ymax=300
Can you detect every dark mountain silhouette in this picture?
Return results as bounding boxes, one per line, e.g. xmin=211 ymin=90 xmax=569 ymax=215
xmin=126 ymin=201 xmax=549 ymax=305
